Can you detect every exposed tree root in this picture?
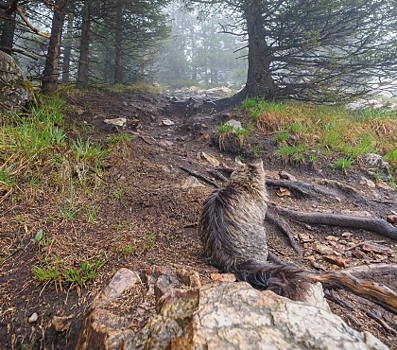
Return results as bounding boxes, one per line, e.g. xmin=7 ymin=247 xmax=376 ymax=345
xmin=273 ymin=207 xmax=397 ymax=240
xmin=266 ymin=210 xmax=302 ymax=256
xmin=266 ymin=179 xmax=341 ymax=199
xmin=311 ymin=265 xmax=397 ymax=315
xmin=179 ymin=166 xmax=220 ymax=188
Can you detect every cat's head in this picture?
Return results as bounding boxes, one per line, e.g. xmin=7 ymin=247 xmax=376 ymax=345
xmin=230 ymin=158 xmax=266 ymax=185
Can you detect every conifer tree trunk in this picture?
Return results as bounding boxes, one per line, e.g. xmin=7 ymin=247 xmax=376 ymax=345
xmin=242 ymin=0 xmax=276 ymax=99
xmin=62 ymin=13 xmax=74 ymax=83
xmin=76 ymin=1 xmax=90 ymax=88
xmin=42 ymin=0 xmax=67 ymax=95
xmin=0 ymin=1 xmax=16 ymax=53
xmin=114 ymin=1 xmax=123 ymax=84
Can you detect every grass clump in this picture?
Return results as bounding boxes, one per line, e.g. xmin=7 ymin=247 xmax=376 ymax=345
xmin=275 ymin=144 xmax=307 ymax=164
xmin=241 ymin=97 xmax=291 ymax=131
xmin=241 ymin=97 xmax=397 ymax=177
xmin=33 ymin=257 xmax=104 ymax=286
xmin=330 ymin=157 xmax=355 ymax=171
xmin=216 ymin=122 xmax=250 ymax=151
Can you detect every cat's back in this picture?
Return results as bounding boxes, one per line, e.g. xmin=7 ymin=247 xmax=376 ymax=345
xmin=199 ymin=159 xmax=269 ymax=265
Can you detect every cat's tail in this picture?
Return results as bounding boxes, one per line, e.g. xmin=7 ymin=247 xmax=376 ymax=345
xmin=232 ymin=260 xmax=310 ymax=301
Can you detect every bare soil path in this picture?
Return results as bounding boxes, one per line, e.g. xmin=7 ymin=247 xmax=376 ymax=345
xmin=1 ymin=89 xmax=396 ymax=349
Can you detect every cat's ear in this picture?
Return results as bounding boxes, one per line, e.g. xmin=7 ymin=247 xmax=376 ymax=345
xmin=252 ymin=158 xmax=263 ymax=167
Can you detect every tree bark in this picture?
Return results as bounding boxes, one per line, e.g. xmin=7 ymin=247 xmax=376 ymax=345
xmin=0 ymin=0 xmax=17 ymax=53
xmin=114 ymin=1 xmax=123 ymax=84
xmin=76 ymin=1 xmax=91 ymax=88
xmin=242 ymin=0 xmax=276 ymax=99
xmin=42 ymin=0 xmax=67 ymax=95
xmin=62 ymin=13 xmax=74 ymax=83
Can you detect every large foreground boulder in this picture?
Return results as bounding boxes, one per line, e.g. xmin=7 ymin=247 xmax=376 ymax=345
xmin=75 ymin=267 xmax=388 ymax=350
xmin=0 ymin=51 xmax=30 ymax=112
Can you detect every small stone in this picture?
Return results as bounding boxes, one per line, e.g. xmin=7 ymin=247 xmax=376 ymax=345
xmin=162 ymin=119 xmax=175 ymax=126
xmin=104 ymin=117 xmax=127 ymax=128
xmin=276 ymin=187 xmax=291 ymax=197
xmin=325 ymin=235 xmax=339 ymax=242
xmin=352 ymin=249 xmax=366 ymax=259
xmin=200 ymin=152 xmax=220 ymax=167
xmin=298 ymin=233 xmax=313 ymax=242
xmin=360 ymin=177 xmax=376 ymax=188
xmin=159 ymin=140 xmax=173 ymax=148
xmin=342 ymin=232 xmax=353 ymax=239
xmin=386 ymin=215 xmax=397 ymax=224
xmin=376 ymin=181 xmax=393 ymax=191
xmin=181 ymin=176 xmax=204 ymax=189
xmin=313 ymin=243 xmax=335 ymax=255
xmin=162 ymin=165 xmax=171 ymax=173
xmin=52 ymin=315 xmax=73 ymax=332
xmin=224 ymin=119 xmax=242 ymax=131
xmin=28 ymin=312 xmax=38 ymax=323
xmin=278 ymin=171 xmax=297 ymax=181
xmin=323 ymin=255 xmax=347 ymax=268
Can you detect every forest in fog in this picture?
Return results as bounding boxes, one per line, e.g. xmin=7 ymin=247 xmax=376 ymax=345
xmin=2 ymin=0 xmax=397 ymax=101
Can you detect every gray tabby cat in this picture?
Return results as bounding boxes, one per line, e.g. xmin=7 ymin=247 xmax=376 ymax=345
xmin=199 ymin=158 xmax=310 ymax=301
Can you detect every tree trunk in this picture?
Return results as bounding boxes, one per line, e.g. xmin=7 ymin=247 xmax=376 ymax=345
xmin=114 ymin=1 xmax=123 ymax=84
xmin=42 ymin=0 xmax=67 ymax=95
xmin=0 ymin=1 xmax=17 ymax=53
xmin=191 ymin=30 xmax=197 ymax=81
xmin=76 ymin=1 xmax=90 ymax=88
xmin=61 ymin=13 xmax=74 ymax=83
xmin=241 ymin=0 xmax=276 ymax=99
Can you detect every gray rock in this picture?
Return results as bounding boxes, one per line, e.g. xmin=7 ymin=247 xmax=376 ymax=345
xmin=76 ymin=268 xmax=389 ymax=350
xmin=358 ymin=153 xmax=391 ymax=181
xmin=225 ymin=119 xmax=242 ymax=132
xmin=137 ymin=282 xmax=388 ymax=350
xmin=0 ymin=51 xmax=31 ymax=112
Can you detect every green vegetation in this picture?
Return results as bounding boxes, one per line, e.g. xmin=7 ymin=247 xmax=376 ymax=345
xmin=121 ymin=244 xmax=137 ymax=255
xmin=252 ymin=143 xmax=263 ymax=158
xmin=85 ymin=207 xmax=98 ymax=225
xmin=330 ymin=157 xmax=355 ymax=171
xmin=241 ymin=97 xmax=397 ymax=176
xmin=275 ymin=144 xmax=307 ymax=164
xmin=33 ymin=257 xmax=104 ymax=286
xmin=60 ymin=204 xmax=81 ymax=221
xmin=216 ymin=122 xmax=250 ymax=151
xmin=241 ymin=97 xmax=291 ymax=130
xmin=0 ymin=94 xmax=114 ymax=289
xmin=31 ymin=229 xmax=45 ymax=244
xmin=146 ymin=233 xmax=155 ymax=249
xmin=216 ymin=123 xmax=234 ymax=135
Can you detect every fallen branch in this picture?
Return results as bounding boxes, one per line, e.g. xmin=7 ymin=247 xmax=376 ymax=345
xmin=273 ymin=207 xmax=397 ymax=240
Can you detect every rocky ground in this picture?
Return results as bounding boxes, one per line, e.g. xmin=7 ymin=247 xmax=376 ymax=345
xmin=0 ymin=88 xmax=397 ymax=349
